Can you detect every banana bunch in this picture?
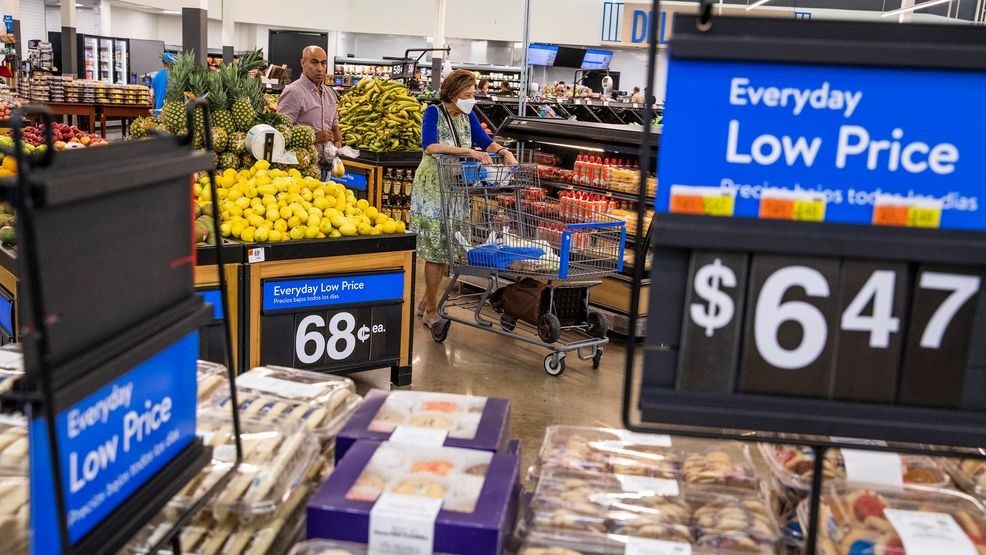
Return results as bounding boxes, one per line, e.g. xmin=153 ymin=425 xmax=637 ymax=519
xmin=338 ymin=78 xmax=424 ymax=152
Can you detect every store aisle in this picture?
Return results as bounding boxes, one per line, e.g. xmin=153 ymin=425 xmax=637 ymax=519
xmin=349 ymin=285 xmax=629 ymax=473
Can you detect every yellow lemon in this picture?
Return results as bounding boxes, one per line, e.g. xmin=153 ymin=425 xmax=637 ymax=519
xmin=289 ymin=226 xmax=306 ymax=240
xmin=270 ymin=168 xmax=285 ymax=178
xmin=356 ymin=199 xmax=370 ymax=210
xmin=254 ymin=226 xmax=270 ymax=242
xmin=230 ymin=221 xmax=244 ymax=237
xmin=357 ymin=223 xmax=372 ymax=236
xmin=244 ymin=186 xmax=258 ymax=199
xmin=266 ymin=206 xmax=280 ymax=220
xmin=323 ymin=196 xmax=337 ymax=208
xmin=288 ymin=216 xmax=302 ymax=228
xmin=302 ymin=189 xmax=313 ymax=202
xmin=330 ymin=214 xmax=347 ymax=229
xmin=339 ymin=223 xmax=357 ymax=236
xmin=396 ymin=221 xmax=407 ymax=233
xmin=313 ymin=188 xmax=326 ymax=199
xmin=376 ymin=214 xmax=389 ymax=226
xmin=370 ymin=227 xmax=382 ymax=235
xmin=313 ymin=197 xmax=328 ymax=210
xmin=227 ymin=188 xmax=243 ymax=202
xmin=243 ymin=208 xmax=256 ymax=219
xmin=227 ymin=205 xmax=243 ymax=218
xmin=248 ymin=214 xmax=266 ymax=228
xmin=288 ymin=168 xmax=302 ymax=179
xmin=254 ymin=159 xmax=270 ymax=171
xmin=274 ymin=219 xmax=288 ymax=232
xmin=268 ymin=229 xmax=282 ymax=242
xmin=329 ymin=229 xmax=342 ymax=238
xmin=365 ymin=206 xmax=379 ymax=220
xmin=240 ymin=226 xmax=256 ymax=243
xmin=382 ymin=220 xmax=397 ymax=234
xmin=305 ymin=226 xmax=319 ymax=239
xmin=234 ymin=195 xmax=250 ymax=210
xmin=318 ymin=219 xmax=333 ymax=234
xmin=220 ymin=222 xmax=232 ymax=237
xmin=279 ymin=205 xmax=293 ymax=220
xmin=262 ymin=194 xmax=277 ymax=206
xmin=288 ymin=181 xmax=301 ymax=194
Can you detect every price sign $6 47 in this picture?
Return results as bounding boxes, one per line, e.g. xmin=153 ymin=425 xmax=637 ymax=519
xmin=691 ymin=258 xmax=981 ymax=370
xmin=295 ymin=311 xmax=383 ymax=364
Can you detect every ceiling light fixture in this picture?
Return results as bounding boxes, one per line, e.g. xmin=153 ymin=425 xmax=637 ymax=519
xmin=746 ymin=0 xmax=774 ymax=10
xmin=881 ymin=0 xmax=951 ymax=17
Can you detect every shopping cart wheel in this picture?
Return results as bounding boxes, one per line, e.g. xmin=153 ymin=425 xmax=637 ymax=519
xmin=592 ymin=348 xmax=603 ymax=369
xmin=588 ymin=310 xmax=609 ymax=339
xmin=431 ymin=319 xmax=451 ymax=343
xmin=544 ymin=353 xmax=566 ymax=376
xmin=500 ymin=315 xmax=516 ymax=332
xmin=538 ymin=314 xmax=562 ymax=344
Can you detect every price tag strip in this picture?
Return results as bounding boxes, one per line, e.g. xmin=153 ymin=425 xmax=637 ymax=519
xmin=758 ymin=189 xmax=827 ymax=222
xmin=669 ymin=185 xmax=736 ymax=217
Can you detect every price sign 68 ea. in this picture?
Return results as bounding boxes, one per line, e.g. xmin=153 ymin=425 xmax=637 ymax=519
xmin=678 ymin=252 xmax=983 ymax=407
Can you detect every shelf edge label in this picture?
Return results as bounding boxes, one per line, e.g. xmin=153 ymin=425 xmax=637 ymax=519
xmin=262 ymin=271 xmax=405 ymax=312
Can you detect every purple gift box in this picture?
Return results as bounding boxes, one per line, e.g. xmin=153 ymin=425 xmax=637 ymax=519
xmin=335 ymin=390 xmax=510 ymax=463
xmin=307 ymin=440 xmax=521 ymax=555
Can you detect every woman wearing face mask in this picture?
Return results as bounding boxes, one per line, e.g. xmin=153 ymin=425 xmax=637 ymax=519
xmin=410 ymin=69 xmax=518 ymax=329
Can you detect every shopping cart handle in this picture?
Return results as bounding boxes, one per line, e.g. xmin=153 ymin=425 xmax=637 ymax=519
xmin=566 ymin=221 xmax=627 ymax=230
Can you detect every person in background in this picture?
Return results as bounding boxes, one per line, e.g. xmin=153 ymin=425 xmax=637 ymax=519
xmin=277 ymin=45 xmax=341 ymax=167
xmin=554 ymin=81 xmax=567 ymax=96
xmin=498 ymin=81 xmax=512 ymax=95
xmin=151 ymin=53 xmax=175 ymax=112
xmin=629 ymin=86 xmax=645 ymax=104
xmin=410 ymin=69 xmax=518 ymax=329
xmin=477 ymin=79 xmax=490 ymax=96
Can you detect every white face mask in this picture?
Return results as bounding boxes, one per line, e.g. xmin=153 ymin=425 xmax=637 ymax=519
xmin=455 ymin=97 xmax=477 ymax=114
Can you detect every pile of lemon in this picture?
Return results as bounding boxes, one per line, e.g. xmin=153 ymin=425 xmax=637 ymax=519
xmin=201 ymin=159 xmax=407 ymax=243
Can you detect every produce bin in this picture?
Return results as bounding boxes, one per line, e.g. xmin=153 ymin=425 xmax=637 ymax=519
xmin=240 ymin=232 xmax=417 ymax=386
xmin=341 ymin=151 xmax=422 ymax=213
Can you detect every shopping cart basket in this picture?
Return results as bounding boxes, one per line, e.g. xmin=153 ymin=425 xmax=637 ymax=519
xmin=429 ymin=154 xmax=626 ymax=376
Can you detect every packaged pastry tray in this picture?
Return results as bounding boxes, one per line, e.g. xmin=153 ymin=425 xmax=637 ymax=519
xmin=196 ymin=360 xmax=229 ymax=404
xmin=0 ymin=475 xmax=28 ymax=555
xmin=174 ymin=413 xmax=319 ymax=522
xmin=797 ymin=483 xmax=986 ymax=555
xmin=533 ymin=426 xmax=763 ymax=490
xmin=235 ymin=365 xmax=357 ymax=408
xmin=205 ymin=387 xmax=361 ymax=441
xmin=758 ymin=442 xmax=950 ymax=492
xmin=0 ymin=414 xmax=26 ymax=474
xmin=528 ymin=474 xmax=781 ymax=554
xmin=129 ymin=476 xmax=309 ymax=555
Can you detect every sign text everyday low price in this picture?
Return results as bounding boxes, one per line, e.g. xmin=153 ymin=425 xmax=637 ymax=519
xmin=263 ymin=271 xmax=404 ymax=312
xmin=657 ymin=59 xmax=986 ymax=231
xmin=30 ymin=334 xmax=198 ymax=553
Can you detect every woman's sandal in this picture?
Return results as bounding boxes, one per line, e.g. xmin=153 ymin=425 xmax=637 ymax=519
xmin=422 ymin=310 xmax=441 ymax=329
xmin=416 ymin=299 xmax=426 ymax=317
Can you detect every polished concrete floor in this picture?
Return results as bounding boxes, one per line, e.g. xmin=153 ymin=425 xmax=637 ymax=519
xmin=349 ymin=288 xmax=631 ymax=474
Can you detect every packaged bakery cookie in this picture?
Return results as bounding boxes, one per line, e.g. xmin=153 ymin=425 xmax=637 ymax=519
xmin=206 ymin=388 xmax=361 ymax=442
xmin=196 ymin=360 xmax=229 ymax=404
xmin=127 ymin=475 xmax=309 ymax=555
xmin=533 ymin=426 xmax=763 ymax=490
xmin=946 ymin=458 xmax=986 ymax=499
xmin=798 ymin=483 xmax=986 ymax=555
xmin=235 ymin=365 xmax=358 ymax=409
xmin=175 ymin=413 xmax=319 ymax=523
xmin=335 ymin=390 xmax=509 ymax=462
xmin=759 ymin=442 xmax=950 ymax=493
xmin=307 ymin=440 xmax=520 ymax=555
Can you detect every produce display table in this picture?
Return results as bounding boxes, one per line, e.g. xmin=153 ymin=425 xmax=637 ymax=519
xmin=99 ymin=103 xmax=152 ymax=138
xmin=38 ymin=101 xmax=97 ymax=134
xmin=241 ymin=232 xmax=418 ymax=386
xmin=0 ymin=245 xmax=16 ymax=345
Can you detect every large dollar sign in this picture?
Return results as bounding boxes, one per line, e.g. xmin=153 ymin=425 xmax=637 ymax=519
xmin=691 ymin=258 xmax=737 ymax=337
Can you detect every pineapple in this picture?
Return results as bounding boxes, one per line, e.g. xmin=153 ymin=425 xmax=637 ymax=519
xmin=307 ymin=145 xmax=320 ymax=164
xmin=212 ymin=128 xmax=230 ymax=152
xmin=302 ymin=164 xmax=321 ymax=179
xmin=207 ymin=74 xmax=234 ymax=132
xmin=289 ymin=125 xmax=315 ymax=149
xmin=161 ymin=51 xmax=198 ymax=134
xmin=241 ymin=153 xmax=255 ymax=168
xmin=296 ymin=148 xmax=310 ymax=167
xmin=230 ymin=132 xmax=246 ymax=154
xmin=231 ymin=91 xmax=257 ymax=131
xmin=160 ymin=99 xmax=186 ymax=135
xmin=188 ymin=71 xmax=211 ymax=149
xmin=219 ymin=152 xmax=240 ymax=170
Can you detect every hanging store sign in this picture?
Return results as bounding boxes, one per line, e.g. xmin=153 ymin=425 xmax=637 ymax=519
xmin=601 ymin=2 xmax=790 ymax=47
xmin=634 ymin=14 xmax=986 ymax=448
xmin=30 ymin=333 xmax=199 ymax=553
xmin=260 ymin=271 xmax=403 ymax=371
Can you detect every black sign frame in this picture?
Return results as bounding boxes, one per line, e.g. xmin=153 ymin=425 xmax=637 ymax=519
xmin=622 ymin=5 xmax=986 ymax=553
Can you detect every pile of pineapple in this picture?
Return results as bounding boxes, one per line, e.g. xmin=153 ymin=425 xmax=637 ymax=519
xmin=202 ymin=159 xmax=406 ymax=244
xmin=131 ymin=50 xmax=321 ymax=177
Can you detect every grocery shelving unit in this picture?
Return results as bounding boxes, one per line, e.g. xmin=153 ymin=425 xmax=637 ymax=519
xmin=474 ymin=97 xmax=660 ymax=133
xmin=452 ymin=63 xmax=522 ymax=93
xmin=498 ymin=117 xmax=658 ymax=337
xmin=332 ymin=57 xmax=410 ymax=88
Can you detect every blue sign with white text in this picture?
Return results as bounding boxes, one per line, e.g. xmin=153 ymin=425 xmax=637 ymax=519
xmin=329 ymin=170 xmax=368 ymax=191
xmin=30 ymin=333 xmax=199 ymax=553
xmin=657 ymin=58 xmax=986 ymax=231
xmin=262 ymin=271 xmax=404 ymax=312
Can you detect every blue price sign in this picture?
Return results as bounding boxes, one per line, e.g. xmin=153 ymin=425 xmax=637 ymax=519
xmin=3 ymin=16 xmax=12 ymax=33
xmin=657 ymin=59 xmax=986 ymax=231
xmin=262 ymin=271 xmax=404 ymax=312
xmin=30 ymin=334 xmax=198 ymax=553
xmin=329 ymin=170 xmax=368 ymax=191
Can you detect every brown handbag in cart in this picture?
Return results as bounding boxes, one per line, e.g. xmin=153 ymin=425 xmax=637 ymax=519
xmin=490 ymin=278 xmax=548 ymax=325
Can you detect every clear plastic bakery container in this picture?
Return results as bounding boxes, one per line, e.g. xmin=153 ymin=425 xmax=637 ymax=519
xmin=797 ymin=483 xmax=986 ymax=555
xmin=196 ymin=360 xmax=230 ymax=404
xmin=174 ymin=413 xmax=319 ymax=522
xmin=530 ymin=469 xmax=691 ymax=523
xmin=534 ymin=427 xmax=763 ymax=490
xmin=205 ymin=388 xmax=360 ymax=441
xmin=689 ymin=487 xmax=781 ymax=553
xmin=0 ymin=415 xmax=27 ymax=474
xmin=758 ymin=442 xmax=951 ymax=493
xmin=237 ymin=365 xmax=355 ymax=404
xmin=289 ymin=539 xmax=371 ymax=555
xmin=129 ymin=478 xmax=309 ymax=555
xmin=0 ymin=476 xmax=28 ymax=555
xmin=945 ymin=457 xmax=986 ymax=498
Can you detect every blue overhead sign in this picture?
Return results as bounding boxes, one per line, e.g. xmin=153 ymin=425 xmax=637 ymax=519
xmin=262 ymin=271 xmax=404 ymax=312
xmin=30 ymin=334 xmax=199 ymax=554
xmin=657 ymin=59 xmax=986 ymax=231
